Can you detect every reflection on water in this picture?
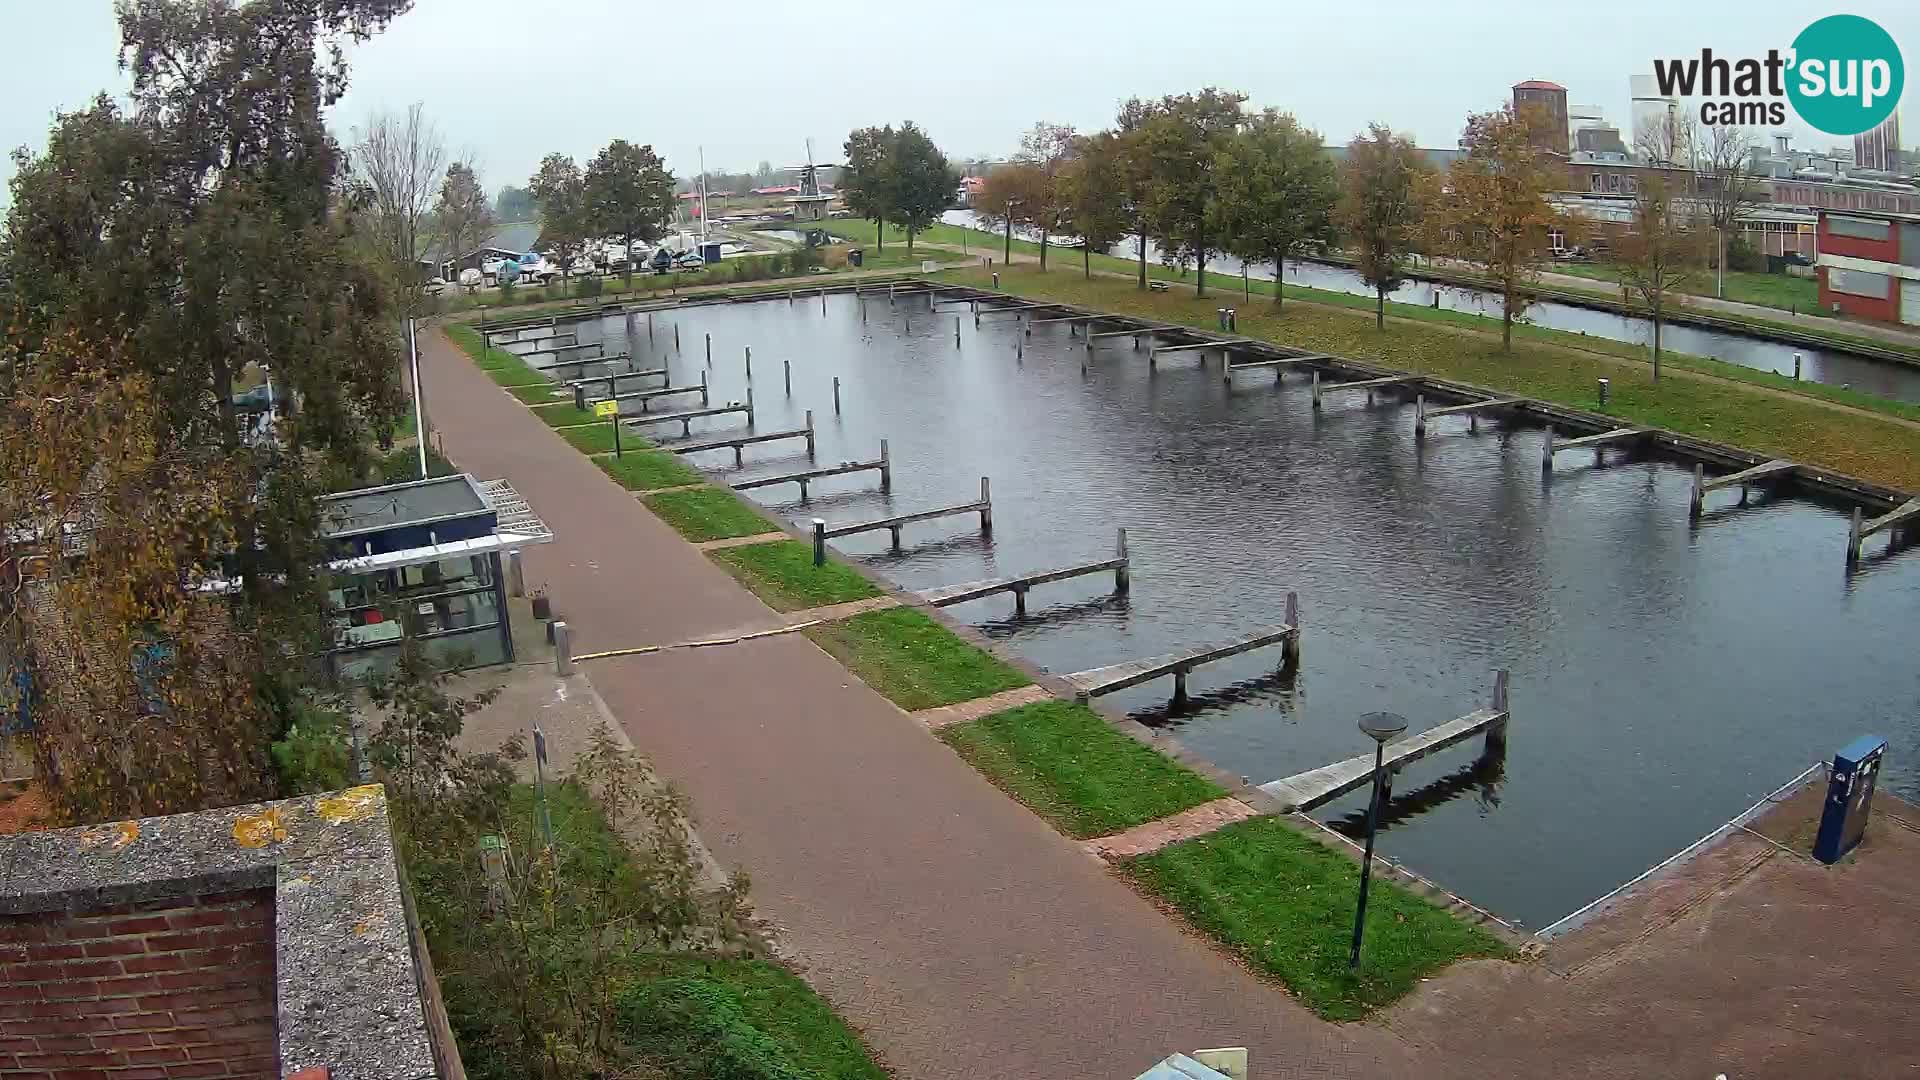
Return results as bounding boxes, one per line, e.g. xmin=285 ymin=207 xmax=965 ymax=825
xmin=938 ymin=210 xmax=1920 ymax=404
xmin=513 ymin=294 xmax=1920 ymax=929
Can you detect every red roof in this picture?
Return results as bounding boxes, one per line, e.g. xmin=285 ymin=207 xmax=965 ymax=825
xmin=1514 ymin=80 xmax=1565 ymax=91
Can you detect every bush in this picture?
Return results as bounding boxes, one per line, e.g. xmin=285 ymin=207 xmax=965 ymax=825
xmin=268 ymin=699 xmax=352 ymax=794
xmin=615 ymin=978 xmax=806 ymax=1080
xmin=574 ymin=275 xmax=604 ymax=298
xmin=1723 ymin=237 xmax=1766 ymax=273
xmin=497 ymin=277 xmax=517 ymax=302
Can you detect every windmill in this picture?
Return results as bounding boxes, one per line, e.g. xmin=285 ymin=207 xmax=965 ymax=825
xmin=783 ymin=138 xmax=839 ymax=222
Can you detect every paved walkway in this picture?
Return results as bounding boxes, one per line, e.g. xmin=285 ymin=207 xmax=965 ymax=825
xmin=418 ymin=327 xmax=1418 ymax=1079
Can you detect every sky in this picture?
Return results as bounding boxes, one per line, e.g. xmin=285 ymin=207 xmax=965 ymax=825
xmin=1 ymin=0 xmax=1915 ymax=205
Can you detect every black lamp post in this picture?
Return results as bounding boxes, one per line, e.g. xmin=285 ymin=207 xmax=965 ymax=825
xmin=1004 ymin=199 xmax=1021 ymax=267
xmin=1350 ymin=710 xmax=1408 ymax=970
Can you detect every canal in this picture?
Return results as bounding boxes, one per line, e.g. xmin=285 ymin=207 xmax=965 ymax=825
xmin=531 ymin=293 xmax=1920 ymax=930
xmin=938 ymin=210 xmax=1920 ymax=405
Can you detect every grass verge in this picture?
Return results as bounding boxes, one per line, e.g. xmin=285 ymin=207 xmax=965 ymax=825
xmin=947 ymin=266 xmax=1920 ymax=490
xmin=445 ymin=324 xmax=548 ymax=386
xmin=537 ymin=404 xmax=602 ymax=429
xmin=706 ymin=540 xmax=881 ymax=611
xmin=562 ymin=423 xmax=655 ymax=455
xmin=643 ymin=487 xmax=779 ymax=542
xmin=1127 ymin=816 xmax=1510 ymax=1021
xmin=939 ymin=700 xmax=1224 ymax=839
xmin=802 ymin=607 xmax=1030 ymax=711
xmin=595 ymin=450 xmax=705 ymax=491
xmin=507 ymin=383 xmax=566 ymax=405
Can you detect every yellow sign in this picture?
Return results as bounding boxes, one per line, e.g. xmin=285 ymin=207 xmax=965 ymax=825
xmin=594 ymin=400 xmax=618 ymax=418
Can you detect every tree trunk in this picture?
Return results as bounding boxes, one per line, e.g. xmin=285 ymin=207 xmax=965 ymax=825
xmin=1375 ymin=286 xmax=1385 ymax=330
xmin=1039 ymin=230 xmax=1047 ymax=272
xmin=907 ymin=228 xmax=915 ymax=254
xmin=1136 ymin=232 xmax=1147 ymax=290
xmin=1273 ymin=249 xmax=1284 ymax=307
xmin=1083 ymin=245 xmax=1090 ymax=279
xmin=1195 ymin=233 xmax=1208 ymax=297
xmin=1652 ymin=307 xmax=1663 ymax=382
xmin=1715 ymin=228 xmax=1725 ymax=299
xmin=875 ymin=218 xmax=884 ymax=252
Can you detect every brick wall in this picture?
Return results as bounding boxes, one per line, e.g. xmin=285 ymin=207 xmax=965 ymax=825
xmin=0 ymin=889 xmax=277 ymax=1079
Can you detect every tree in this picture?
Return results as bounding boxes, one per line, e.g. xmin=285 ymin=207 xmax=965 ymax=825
xmin=1120 ymin=88 xmax=1247 ymax=297
xmin=350 ymin=102 xmax=445 ymax=310
xmin=885 ymin=121 xmax=957 ymax=254
xmin=1060 ymin=131 xmax=1132 ymax=279
xmin=495 ymin=184 xmax=535 ymax=221
xmin=529 ymin=153 xmax=591 ymax=279
xmin=841 ymin=125 xmax=895 ymax=250
xmin=585 ymin=140 xmax=676 ymax=284
xmin=1337 ymin=124 xmax=1430 ymax=330
xmin=1698 ymin=124 xmax=1764 ymax=299
xmin=1613 ymin=162 xmax=1704 ymax=381
xmin=1012 ymin=122 xmax=1075 ymax=271
xmin=2 ymin=0 xmax=411 ymax=820
xmin=434 ymin=161 xmax=495 ymax=278
xmin=1433 ymin=104 xmax=1561 ymax=352
xmin=1213 ymin=109 xmax=1337 ymax=307
xmin=971 ymin=162 xmax=1046 ymax=266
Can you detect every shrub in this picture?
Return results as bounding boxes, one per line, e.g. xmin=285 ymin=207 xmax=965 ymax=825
xmin=1726 ymin=237 xmax=1766 ymax=273
xmin=574 ymin=275 xmax=604 ymax=298
xmin=497 ymin=277 xmax=517 ymax=302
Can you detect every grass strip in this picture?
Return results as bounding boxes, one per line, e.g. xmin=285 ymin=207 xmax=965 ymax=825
xmin=537 ymin=404 xmax=602 ymax=429
xmin=595 ymin=450 xmax=705 ymax=491
xmin=508 ymin=384 xmax=567 ymax=405
xmin=1127 ymin=816 xmax=1510 ymax=1021
xmin=802 ymin=607 xmax=1030 ymax=711
xmin=707 ymin=540 xmax=880 ymax=611
xmin=643 ymin=487 xmax=779 ymax=543
xmin=562 ymin=423 xmax=656 ymax=455
xmin=950 ymin=266 xmax=1920 ymax=490
xmin=939 ymin=700 xmax=1224 ymax=839
xmin=445 ymin=323 xmax=550 ymax=386
xmin=615 ymin=956 xmax=887 ymax=1080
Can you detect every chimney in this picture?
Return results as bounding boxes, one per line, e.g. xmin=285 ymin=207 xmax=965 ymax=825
xmin=1774 ymin=133 xmax=1790 ymax=155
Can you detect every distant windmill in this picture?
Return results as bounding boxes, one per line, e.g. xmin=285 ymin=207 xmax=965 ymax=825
xmin=783 ymin=138 xmax=840 ymax=221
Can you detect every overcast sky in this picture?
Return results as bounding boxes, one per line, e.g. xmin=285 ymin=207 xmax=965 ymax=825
xmin=2 ymin=1 xmax=1914 ymax=204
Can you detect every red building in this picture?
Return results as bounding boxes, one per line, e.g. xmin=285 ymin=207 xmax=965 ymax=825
xmin=1814 ymin=208 xmax=1920 ymax=325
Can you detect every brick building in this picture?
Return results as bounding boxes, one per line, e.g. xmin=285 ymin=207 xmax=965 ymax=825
xmin=1814 ymin=208 xmax=1920 ymax=325
xmin=1513 ymin=80 xmax=1569 ymax=154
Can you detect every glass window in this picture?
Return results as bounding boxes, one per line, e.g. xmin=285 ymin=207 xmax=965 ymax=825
xmin=1829 ymin=215 xmax=1891 ymax=241
xmin=1828 ymin=267 xmax=1891 ymax=299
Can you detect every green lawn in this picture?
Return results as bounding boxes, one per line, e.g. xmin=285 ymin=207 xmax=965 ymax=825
xmin=445 ymin=324 xmax=549 ymax=386
xmin=939 ymin=700 xmax=1224 ymax=839
xmin=507 ymin=383 xmax=566 ymax=405
xmin=1550 ymin=261 xmax=1823 ymax=315
xmin=1128 ymin=817 xmax=1510 ymax=1021
xmin=802 ymin=607 xmax=1030 ymax=711
xmin=952 ymin=266 xmax=1920 ymax=491
xmin=643 ymin=487 xmax=779 ymax=542
xmin=595 ymin=450 xmax=705 ymax=491
xmin=536 ymin=404 xmax=602 ymax=429
xmin=562 ymin=422 xmax=657 ymax=455
xmin=707 ymin=540 xmax=881 ymax=611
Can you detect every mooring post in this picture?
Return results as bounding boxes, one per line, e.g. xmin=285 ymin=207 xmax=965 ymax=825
xmin=789 ymin=290 xmax=794 ymax=305
xmin=573 ymin=384 xmax=587 ymax=412
xmin=1415 ymin=395 xmax=1426 ymax=436
xmin=1484 ymin=668 xmax=1511 ymax=758
xmin=1012 ymin=585 xmax=1028 ymax=617
xmin=1310 ymin=370 xmax=1322 ymax=410
xmin=812 ymin=518 xmax=827 ymax=567
xmin=1115 ymin=527 xmax=1130 ymax=594
xmin=625 ymin=310 xmax=638 ymax=343
xmin=675 ymin=324 xmax=680 ymax=351
xmin=699 ymin=369 xmax=709 ymax=406
xmin=705 ymin=333 xmax=712 ymax=368
xmin=879 ymin=439 xmax=892 ymax=492
xmin=1172 ymin=667 xmax=1189 ymax=708
xmin=649 ymin=312 xmax=655 ymax=344
xmin=1690 ymin=464 xmax=1706 ymax=520
xmin=1149 ymin=347 xmax=1158 ymax=371
xmin=784 ymin=360 xmax=791 ymax=395
xmin=1283 ymin=590 xmax=1301 ymax=666
xmin=805 ymin=409 xmax=816 ymax=457
xmin=1541 ymin=429 xmax=1555 ymax=473
xmin=978 ymin=476 xmax=993 ymax=534
xmin=1793 ymin=352 xmax=1803 ymax=381
xmin=607 ymin=374 xmax=617 ymax=402
xmin=955 ymin=316 xmax=961 ymax=347
xmin=832 ymin=377 xmax=841 ymax=415
xmin=822 ymin=291 xmax=827 ymax=316
xmin=1018 ymin=340 xmax=1024 ymax=362
xmin=888 ymin=524 xmax=902 ymax=548
xmin=1848 ymin=507 xmax=1864 ymax=565
xmin=553 ymin=620 xmax=574 ymax=676
xmin=746 ymin=385 xmax=755 ymax=425
xmin=745 ymin=346 xmax=752 ymax=381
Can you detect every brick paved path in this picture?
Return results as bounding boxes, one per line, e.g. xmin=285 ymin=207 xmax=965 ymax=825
xmin=419 ymin=327 xmax=1417 ymax=1079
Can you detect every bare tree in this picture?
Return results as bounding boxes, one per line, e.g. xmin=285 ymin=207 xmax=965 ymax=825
xmin=1698 ymin=123 xmax=1764 ymax=299
xmin=351 ymin=103 xmax=445 ymax=309
xmin=434 ymin=160 xmax=494 ymax=287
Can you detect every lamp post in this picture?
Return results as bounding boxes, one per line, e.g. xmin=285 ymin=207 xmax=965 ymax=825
xmin=1004 ymin=199 xmax=1021 ymax=267
xmin=1349 ymin=710 xmax=1408 ymax=970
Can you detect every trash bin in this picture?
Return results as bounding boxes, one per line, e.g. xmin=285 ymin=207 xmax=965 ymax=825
xmin=847 ymin=248 xmax=864 ymax=268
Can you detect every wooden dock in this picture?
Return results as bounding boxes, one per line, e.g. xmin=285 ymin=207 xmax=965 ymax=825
xmin=1026 ymin=314 xmax=1103 ymax=336
xmin=1063 ymin=595 xmax=1299 ymax=705
xmin=533 ymin=352 xmax=632 ymax=372
xmin=1149 ymin=338 xmax=1253 ymax=367
xmin=668 ymin=411 xmax=814 ymax=467
xmin=916 ymin=529 xmax=1130 ymax=616
xmin=1848 ymin=495 xmax=1920 ymax=563
xmin=732 ymin=441 xmax=891 ymax=499
xmin=1542 ymin=427 xmax=1648 ymax=471
xmin=1414 ymin=395 xmax=1527 ymax=435
xmin=1690 ymin=459 xmax=1795 ymax=519
xmin=815 ymin=477 xmax=993 ymax=556
xmin=1257 ymin=671 xmax=1511 ymax=812
xmin=1310 ymin=372 xmax=1416 ymax=409
xmin=561 ymin=367 xmax=667 ymax=389
xmin=1224 ymin=354 xmax=1327 ymax=382
xmin=622 ymin=402 xmax=751 ymax=438
xmin=606 ymin=383 xmax=706 ymax=411
xmin=974 ymin=302 xmax=1051 ymax=322
xmin=518 ymin=340 xmax=603 ymax=359
xmin=489 ymin=332 xmax=576 ymax=348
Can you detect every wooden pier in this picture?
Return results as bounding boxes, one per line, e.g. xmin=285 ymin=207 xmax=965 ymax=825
xmin=668 ymin=411 xmax=815 ymax=467
xmin=974 ymin=301 xmax=1051 ymax=322
xmin=1026 ymin=314 xmax=1103 ymax=336
xmin=1847 ymin=495 xmax=1920 ymax=564
xmin=1149 ymin=338 xmax=1253 ymax=367
xmin=534 ymin=351 xmax=632 ymax=372
xmin=1690 ymin=459 xmax=1795 ymax=520
xmin=1224 ymin=355 xmax=1326 ymax=382
xmin=518 ymin=340 xmax=604 ymax=359
xmin=732 ymin=441 xmax=892 ymax=498
xmin=622 ymin=401 xmax=751 ymax=438
xmin=1542 ymin=427 xmax=1648 ymax=471
xmin=479 ymin=316 xmax=556 ymax=337
xmin=562 ymin=366 xmax=667 ymax=389
xmin=1063 ymin=595 xmax=1299 ymax=705
xmin=1257 ymin=670 xmax=1510 ymax=812
xmin=604 ymin=382 xmax=706 ymax=411
xmin=814 ymin=477 xmax=993 ymax=559
xmin=1310 ymin=372 xmax=1416 ymax=409
xmin=1414 ymin=395 xmax=1527 ymax=435
xmin=489 ymin=331 xmax=576 ymax=349
xmin=916 ymin=529 xmax=1130 ymax=616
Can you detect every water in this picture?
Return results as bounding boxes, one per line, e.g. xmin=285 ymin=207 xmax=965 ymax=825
xmin=513 ymin=297 xmax=1920 ymax=929
xmin=938 ymin=210 xmax=1920 ymax=405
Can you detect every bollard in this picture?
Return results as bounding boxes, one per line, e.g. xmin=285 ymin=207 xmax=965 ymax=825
xmin=1793 ymin=352 xmax=1803 ymax=381
xmin=1415 ymin=394 xmax=1426 ymax=436
xmin=879 ymin=438 xmax=892 ymax=492
xmin=992 ymin=272 xmax=1000 ymax=289
xmin=1217 ymin=307 xmax=1227 ymax=331
xmin=1598 ymin=377 xmax=1610 ymax=405
xmin=506 ymin=550 xmax=526 ymax=598
xmin=573 ymin=384 xmax=587 ymax=412
xmin=978 ymin=476 xmax=993 ymax=534
xmin=1227 ymin=308 xmax=1237 ymax=332
xmin=812 ymin=518 xmax=827 ymax=567
xmin=554 ymin=620 xmax=574 ymax=676
xmin=1690 ymin=463 xmax=1706 ymax=520
xmin=832 ymin=377 xmax=841 ymax=414
xmin=1115 ymin=527 xmax=1130 ymax=593
xmin=784 ymin=360 xmax=791 ymax=394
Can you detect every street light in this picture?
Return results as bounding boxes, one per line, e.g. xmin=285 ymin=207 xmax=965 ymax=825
xmin=1004 ymin=199 xmax=1021 ymax=267
xmin=1349 ymin=710 xmax=1408 ymax=971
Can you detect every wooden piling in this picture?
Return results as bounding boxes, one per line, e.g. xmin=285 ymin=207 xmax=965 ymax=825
xmin=879 ymin=439 xmax=892 ymax=492
xmin=1690 ymin=463 xmax=1706 ymax=520
xmin=674 ymin=324 xmax=680 ymax=351
xmin=1283 ymin=591 xmax=1300 ymax=667
xmin=784 ymin=360 xmax=791 ymax=394
xmin=979 ymin=476 xmax=993 ymax=534
xmin=1848 ymin=507 xmax=1864 ymax=564
xmin=1115 ymin=528 xmax=1130 ymax=593
xmin=1310 ymin=371 xmax=1321 ymax=410
xmin=1541 ymin=429 xmax=1555 ymax=472
xmin=955 ymin=316 xmax=961 ymax=347
xmin=812 ymin=518 xmax=827 ymax=566
xmin=1484 ymin=669 xmax=1512 ymax=758
xmin=805 ymin=410 xmax=816 ymax=457
xmin=705 ymin=333 xmax=712 ymax=368
xmin=833 ymin=377 xmax=841 ymax=415
xmin=1415 ymin=395 xmax=1426 ymax=436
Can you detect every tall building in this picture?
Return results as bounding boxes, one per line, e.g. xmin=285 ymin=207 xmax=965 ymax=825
xmin=1513 ymin=80 xmax=1569 ymax=154
xmin=1854 ymin=112 xmax=1902 ymax=173
xmin=1630 ymin=73 xmax=1689 ymax=162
